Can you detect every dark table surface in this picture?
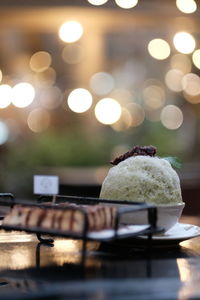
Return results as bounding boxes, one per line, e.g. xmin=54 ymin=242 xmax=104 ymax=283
xmin=0 ymin=215 xmax=200 ymax=299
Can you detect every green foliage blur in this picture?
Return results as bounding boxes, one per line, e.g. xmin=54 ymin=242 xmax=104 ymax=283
xmin=0 ymin=121 xmax=196 ymax=198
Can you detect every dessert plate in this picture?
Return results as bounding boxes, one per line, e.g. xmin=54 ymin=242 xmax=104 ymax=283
xmin=84 ymin=223 xmax=200 ymax=244
xmin=87 ymin=225 xmax=150 ymax=241
xmin=139 ymin=223 xmax=200 ymax=245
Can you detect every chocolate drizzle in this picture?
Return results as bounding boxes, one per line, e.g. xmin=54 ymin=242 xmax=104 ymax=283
xmin=110 ymin=145 xmax=157 ymax=165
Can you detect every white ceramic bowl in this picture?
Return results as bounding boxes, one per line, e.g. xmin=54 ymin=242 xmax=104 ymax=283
xmin=114 ymin=202 xmax=185 ymax=232
xmin=154 ymin=203 xmax=185 ymax=232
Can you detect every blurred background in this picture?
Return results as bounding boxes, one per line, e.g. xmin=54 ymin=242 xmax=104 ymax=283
xmin=0 ymin=0 xmax=200 ymax=205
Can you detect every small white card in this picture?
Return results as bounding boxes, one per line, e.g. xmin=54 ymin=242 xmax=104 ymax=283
xmin=33 ymin=175 xmax=59 ymax=195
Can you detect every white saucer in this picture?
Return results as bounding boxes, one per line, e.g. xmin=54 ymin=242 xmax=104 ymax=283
xmin=87 ymin=225 xmax=150 ymax=241
xmin=140 ymin=223 xmax=200 ymax=243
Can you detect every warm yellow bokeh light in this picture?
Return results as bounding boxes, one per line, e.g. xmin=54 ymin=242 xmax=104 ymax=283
xmin=176 ymin=0 xmax=197 ymax=14
xmin=27 ymin=108 xmax=50 ymax=132
xmin=148 ymin=39 xmax=171 ymax=60
xmin=115 ymin=0 xmax=138 ymax=9
xmin=165 ymin=69 xmax=184 ymax=92
xmin=170 ymin=53 xmax=192 ymax=74
xmin=95 ymin=98 xmax=122 ymax=125
xmin=87 ymin=0 xmax=109 ymax=5
xmin=30 ymin=51 xmax=52 ymax=72
xmin=12 ymin=82 xmax=35 ymax=108
xmin=161 ymin=105 xmax=183 ymax=130
xmin=90 ymin=72 xmax=114 ymax=96
xmin=0 ymin=84 xmax=12 ymax=108
xmin=192 ymin=49 xmax=200 ymax=69
xmin=173 ymin=32 xmax=196 ymax=54
xmin=33 ymin=67 xmax=56 ymax=87
xmin=183 ymin=92 xmax=200 ymax=104
xmin=109 ymin=89 xmax=133 ymax=105
xmin=59 ymin=21 xmax=83 ymax=43
xmin=182 ymin=73 xmax=200 ymax=96
xmin=126 ymin=103 xmax=145 ymax=127
xmin=143 ymin=85 xmax=165 ymax=109
xmin=67 ymin=88 xmax=93 ymax=113
xmin=111 ymin=107 xmax=132 ymax=131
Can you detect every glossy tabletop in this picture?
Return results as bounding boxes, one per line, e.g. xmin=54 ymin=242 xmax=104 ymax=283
xmin=0 ymin=216 xmax=200 ymax=299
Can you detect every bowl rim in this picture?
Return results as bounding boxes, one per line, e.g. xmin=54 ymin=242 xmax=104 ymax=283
xmin=155 ymin=202 xmax=185 ymax=208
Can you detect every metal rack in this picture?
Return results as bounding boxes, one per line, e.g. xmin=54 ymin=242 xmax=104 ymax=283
xmin=0 ymin=193 xmax=15 ymax=220
xmin=0 ymin=193 xmax=162 ymax=244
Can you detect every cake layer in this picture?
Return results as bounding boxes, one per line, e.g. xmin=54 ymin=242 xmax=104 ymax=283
xmin=2 ymin=203 xmax=117 ymax=234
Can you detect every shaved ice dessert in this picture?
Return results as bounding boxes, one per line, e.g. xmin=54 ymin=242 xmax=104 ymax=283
xmin=100 ymin=146 xmax=183 ymax=206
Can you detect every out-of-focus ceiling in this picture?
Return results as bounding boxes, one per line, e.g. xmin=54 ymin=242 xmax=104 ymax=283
xmin=0 ymin=0 xmax=199 ymax=33
xmin=0 ymin=4 xmax=199 ymax=34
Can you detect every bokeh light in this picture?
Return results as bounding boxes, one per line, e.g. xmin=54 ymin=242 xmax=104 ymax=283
xmin=59 ymin=21 xmax=84 ymax=43
xmin=39 ymin=86 xmax=63 ymax=110
xmin=0 ymin=84 xmax=12 ymax=108
xmin=170 ymin=53 xmax=192 ymax=74
xmin=176 ymin=0 xmax=197 ymax=14
xmin=111 ymin=108 xmax=132 ymax=131
xmin=109 ymin=89 xmax=134 ymax=105
xmin=148 ymin=38 xmax=171 ymax=60
xmin=173 ymin=32 xmax=196 ymax=54
xmin=62 ymin=45 xmax=84 ymax=64
xmin=95 ymin=98 xmax=121 ymax=125
xmin=12 ymin=82 xmax=35 ymax=108
xmin=87 ymin=0 xmax=109 ymax=5
xmin=182 ymin=73 xmax=200 ymax=96
xmin=115 ymin=0 xmax=138 ymax=9
xmin=30 ymin=51 xmax=52 ymax=72
xmin=33 ymin=67 xmax=56 ymax=87
xmin=126 ymin=103 xmax=145 ymax=127
xmin=27 ymin=108 xmax=50 ymax=132
xmin=183 ymin=92 xmax=200 ymax=104
xmin=0 ymin=120 xmax=9 ymax=144
xmin=160 ymin=105 xmax=183 ymax=130
xmin=165 ymin=69 xmax=184 ymax=92
xmin=143 ymin=85 xmax=165 ymax=109
xmin=67 ymin=88 xmax=93 ymax=113
xmin=192 ymin=49 xmax=200 ymax=69
xmin=90 ymin=72 xmax=115 ymax=96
